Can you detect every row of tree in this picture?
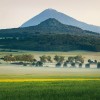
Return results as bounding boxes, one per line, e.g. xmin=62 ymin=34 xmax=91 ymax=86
xmin=3 ymin=55 xmax=84 ymax=63
xmin=1 ymin=54 xmax=100 ymax=68
xmin=3 ymin=54 xmax=35 ymax=62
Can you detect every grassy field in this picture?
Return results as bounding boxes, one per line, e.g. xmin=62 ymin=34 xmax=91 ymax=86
xmin=0 ymin=81 xmax=100 ymax=100
xmin=0 ymin=50 xmax=100 ymax=100
xmin=0 ymin=66 xmax=100 ymax=79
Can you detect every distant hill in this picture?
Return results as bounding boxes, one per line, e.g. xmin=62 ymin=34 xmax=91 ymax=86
xmin=30 ymin=18 xmax=84 ymax=34
xmin=21 ymin=8 xmax=100 ymax=33
xmin=0 ymin=18 xmax=98 ymax=37
xmin=0 ymin=18 xmax=100 ymax=52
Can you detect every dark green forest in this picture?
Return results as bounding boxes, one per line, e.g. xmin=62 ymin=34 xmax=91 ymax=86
xmin=0 ymin=18 xmax=100 ymax=51
xmin=0 ymin=34 xmax=99 ymax=51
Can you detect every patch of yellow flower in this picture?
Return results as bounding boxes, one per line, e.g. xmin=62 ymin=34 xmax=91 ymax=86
xmin=0 ymin=78 xmax=100 ymax=82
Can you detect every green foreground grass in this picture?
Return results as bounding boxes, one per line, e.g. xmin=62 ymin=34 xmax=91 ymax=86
xmin=0 ymin=75 xmax=100 ymax=79
xmin=0 ymin=81 xmax=100 ymax=100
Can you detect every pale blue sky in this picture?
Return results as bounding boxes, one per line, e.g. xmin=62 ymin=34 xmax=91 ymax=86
xmin=0 ymin=0 xmax=100 ymax=29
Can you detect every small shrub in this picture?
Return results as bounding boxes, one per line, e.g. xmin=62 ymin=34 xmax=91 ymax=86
xmin=79 ymin=63 xmax=82 ymax=68
xmin=97 ymin=62 xmax=100 ymax=68
xmin=56 ymin=62 xmax=62 ymax=67
xmin=71 ymin=63 xmax=76 ymax=67
xmin=63 ymin=62 xmax=67 ymax=67
xmin=23 ymin=63 xmax=27 ymax=66
xmin=85 ymin=63 xmax=90 ymax=68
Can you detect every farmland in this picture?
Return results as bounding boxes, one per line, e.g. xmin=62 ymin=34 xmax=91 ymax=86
xmin=0 ymin=50 xmax=100 ymax=100
xmin=0 ymin=50 xmax=100 ymax=78
xmin=0 ymin=81 xmax=100 ymax=100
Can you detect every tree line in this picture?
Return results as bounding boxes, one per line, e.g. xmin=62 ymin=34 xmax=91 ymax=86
xmin=0 ymin=34 xmax=100 ymax=52
xmin=1 ymin=54 xmax=100 ymax=68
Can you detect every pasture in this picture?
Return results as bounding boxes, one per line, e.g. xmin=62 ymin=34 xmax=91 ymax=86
xmin=0 ymin=81 xmax=100 ymax=100
xmin=0 ymin=50 xmax=100 ymax=100
xmin=0 ymin=50 xmax=100 ymax=78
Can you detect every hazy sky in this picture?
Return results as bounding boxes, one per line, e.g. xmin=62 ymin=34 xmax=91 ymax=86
xmin=0 ymin=0 xmax=100 ymax=29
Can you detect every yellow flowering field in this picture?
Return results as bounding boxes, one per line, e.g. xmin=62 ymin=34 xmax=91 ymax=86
xmin=0 ymin=78 xmax=100 ymax=82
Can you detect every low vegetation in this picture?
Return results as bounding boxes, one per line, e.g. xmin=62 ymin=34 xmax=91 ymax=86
xmin=0 ymin=81 xmax=100 ymax=100
xmin=1 ymin=54 xmax=99 ymax=68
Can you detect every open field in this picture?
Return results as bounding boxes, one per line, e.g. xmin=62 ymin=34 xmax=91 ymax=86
xmin=0 ymin=50 xmax=100 ymax=79
xmin=0 ymin=66 xmax=100 ymax=79
xmin=0 ymin=81 xmax=100 ymax=100
xmin=0 ymin=50 xmax=100 ymax=100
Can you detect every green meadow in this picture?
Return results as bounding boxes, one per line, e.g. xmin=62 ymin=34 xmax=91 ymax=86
xmin=0 ymin=50 xmax=100 ymax=100
xmin=0 ymin=81 xmax=100 ymax=100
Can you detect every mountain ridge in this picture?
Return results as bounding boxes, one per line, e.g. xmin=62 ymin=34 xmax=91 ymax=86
xmin=29 ymin=18 xmax=84 ymax=34
xmin=21 ymin=8 xmax=100 ymax=33
xmin=0 ymin=18 xmax=99 ymax=52
xmin=0 ymin=18 xmax=99 ymax=36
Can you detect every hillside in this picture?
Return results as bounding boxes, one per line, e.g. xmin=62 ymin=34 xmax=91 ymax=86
xmin=21 ymin=8 xmax=100 ymax=33
xmin=0 ymin=18 xmax=99 ymax=37
xmin=0 ymin=18 xmax=100 ymax=52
